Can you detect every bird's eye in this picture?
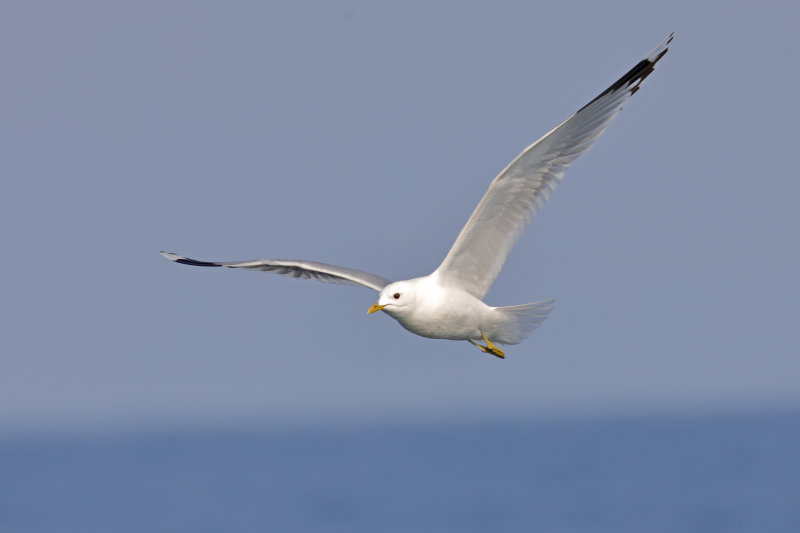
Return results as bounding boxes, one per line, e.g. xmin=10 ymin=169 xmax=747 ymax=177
xmin=393 ymin=292 xmax=401 ymax=299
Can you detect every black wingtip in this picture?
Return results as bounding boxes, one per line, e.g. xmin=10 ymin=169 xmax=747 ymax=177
xmin=578 ymin=33 xmax=673 ymax=113
xmin=160 ymin=251 xmax=221 ymax=267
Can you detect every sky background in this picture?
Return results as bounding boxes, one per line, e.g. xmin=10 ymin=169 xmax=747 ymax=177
xmin=2 ymin=0 xmax=798 ymax=432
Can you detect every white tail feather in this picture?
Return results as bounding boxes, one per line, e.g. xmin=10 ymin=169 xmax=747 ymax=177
xmin=491 ymin=299 xmax=555 ymax=345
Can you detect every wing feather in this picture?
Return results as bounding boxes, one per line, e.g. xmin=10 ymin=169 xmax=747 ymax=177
xmin=433 ymin=34 xmax=672 ymax=298
xmin=160 ymin=251 xmax=391 ymax=292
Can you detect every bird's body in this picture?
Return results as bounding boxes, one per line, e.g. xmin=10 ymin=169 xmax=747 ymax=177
xmin=162 ymin=34 xmax=672 ymax=358
xmin=379 ymin=276 xmax=479 ymax=341
xmin=374 ymin=275 xmax=553 ymax=347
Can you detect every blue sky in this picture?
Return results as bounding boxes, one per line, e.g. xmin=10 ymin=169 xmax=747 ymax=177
xmin=2 ymin=1 xmax=799 ymax=431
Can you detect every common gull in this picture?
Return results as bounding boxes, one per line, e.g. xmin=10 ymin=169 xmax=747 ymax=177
xmin=162 ymin=34 xmax=672 ymax=358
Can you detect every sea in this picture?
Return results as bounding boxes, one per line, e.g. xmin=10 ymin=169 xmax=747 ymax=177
xmin=1 ymin=411 xmax=798 ymax=532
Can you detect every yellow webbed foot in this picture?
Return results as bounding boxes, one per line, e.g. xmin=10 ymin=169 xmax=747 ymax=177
xmin=469 ymin=334 xmax=505 ymax=359
xmin=481 ymin=332 xmax=505 ymax=359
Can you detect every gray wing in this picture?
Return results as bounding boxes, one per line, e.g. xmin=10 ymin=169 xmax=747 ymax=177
xmin=160 ymin=251 xmax=392 ymax=292
xmin=434 ymin=34 xmax=672 ymax=299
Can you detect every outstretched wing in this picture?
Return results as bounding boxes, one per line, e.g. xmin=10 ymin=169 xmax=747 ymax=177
xmin=160 ymin=251 xmax=392 ymax=292
xmin=434 ymin=34 xmax=673 ymax=299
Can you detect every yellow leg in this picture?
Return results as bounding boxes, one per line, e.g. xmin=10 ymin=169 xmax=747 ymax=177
xmin=468 ymin=339 xmax=489 ymax=353
xmin=469 ymin=333 xmax=505 ymax=359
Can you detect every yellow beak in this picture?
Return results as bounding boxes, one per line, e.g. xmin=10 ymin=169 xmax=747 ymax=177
xmin=367 ymin=303 xmax=386 ymax=314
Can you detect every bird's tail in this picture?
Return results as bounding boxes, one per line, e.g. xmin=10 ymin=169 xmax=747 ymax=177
xmin=491 ymin=299 xmax=555 ymax=345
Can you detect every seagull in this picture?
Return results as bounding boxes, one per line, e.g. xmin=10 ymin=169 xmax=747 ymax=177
xmin=162 ymin=34 xmax=672 ymax=359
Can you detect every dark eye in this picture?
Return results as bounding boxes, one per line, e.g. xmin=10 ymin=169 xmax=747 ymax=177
xmin=393 ymin=292 xmax=401 ymax=299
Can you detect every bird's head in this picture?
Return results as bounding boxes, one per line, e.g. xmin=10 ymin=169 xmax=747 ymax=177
xmin=367 ymin=281 xmax=416 ymax=318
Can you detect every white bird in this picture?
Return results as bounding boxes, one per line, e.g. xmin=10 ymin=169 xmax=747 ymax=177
xmin=162 ymin=34 xmax=672 ymax=358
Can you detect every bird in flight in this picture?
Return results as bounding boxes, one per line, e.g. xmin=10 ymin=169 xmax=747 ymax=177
xmin=162 ymin=34 xmax=672 ymax=359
